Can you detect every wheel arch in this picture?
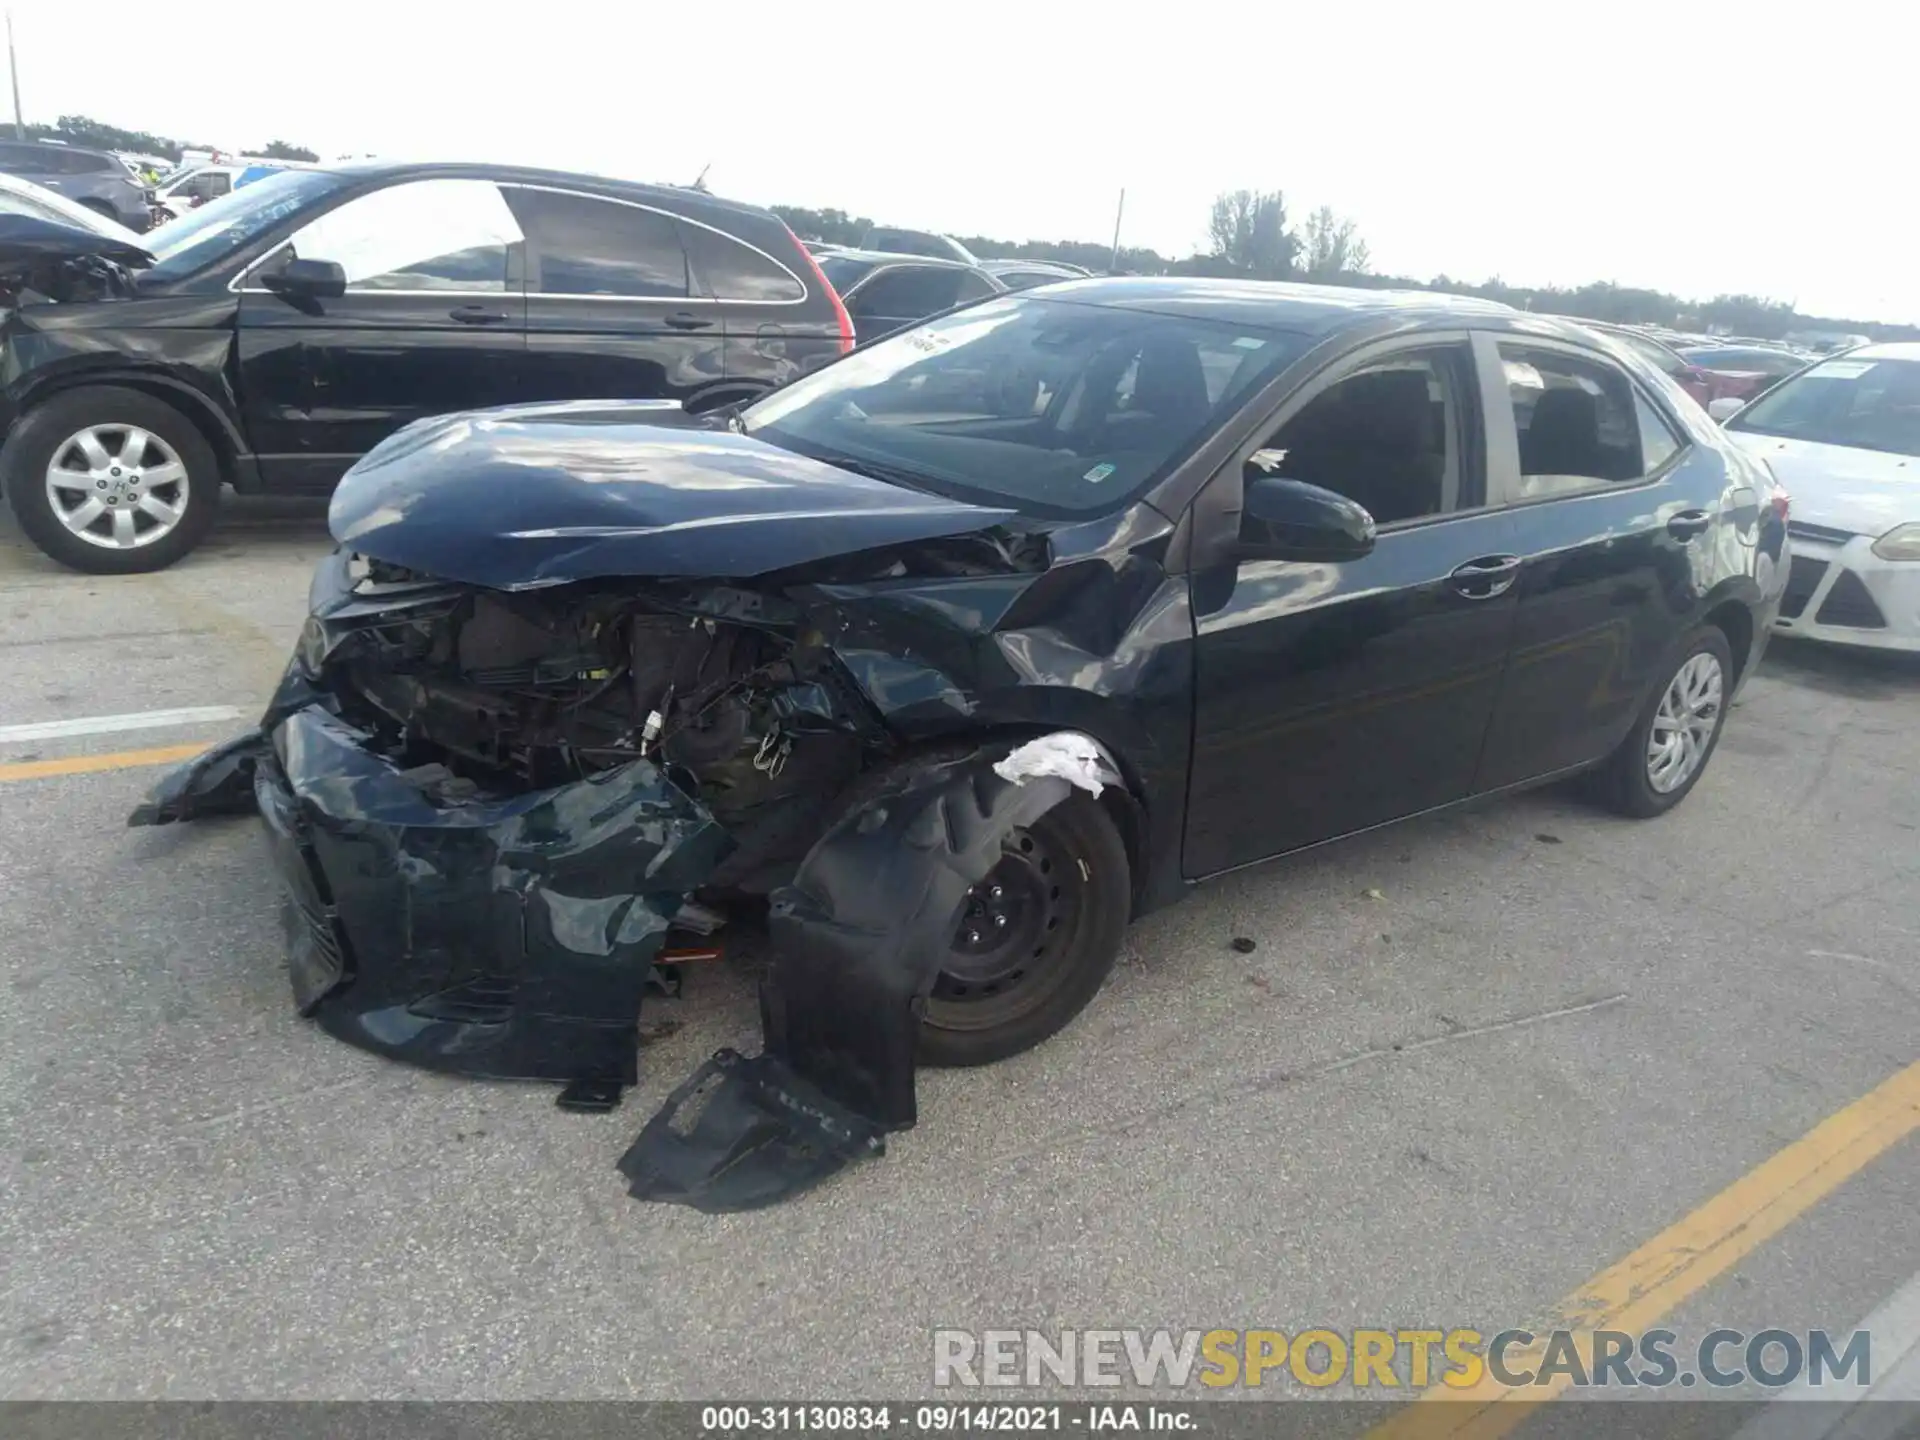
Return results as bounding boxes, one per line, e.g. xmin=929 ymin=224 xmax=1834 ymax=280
xmin=12 ymin=372 xmax=249 ymax=491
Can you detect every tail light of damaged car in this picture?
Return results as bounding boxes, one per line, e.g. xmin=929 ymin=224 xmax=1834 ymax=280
xmin=129 ymin=282 xmax=1785 ymax=1211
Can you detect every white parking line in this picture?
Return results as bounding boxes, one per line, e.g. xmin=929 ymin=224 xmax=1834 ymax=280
xmin=0 ymin=705 xmax=245 ymax=744
xmin=1728 ymin=1267 xmax=1920 ymax=1439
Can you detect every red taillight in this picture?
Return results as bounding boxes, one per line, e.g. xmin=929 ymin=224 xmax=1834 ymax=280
xmin=789 ymin=227 xmax=854 ymax=354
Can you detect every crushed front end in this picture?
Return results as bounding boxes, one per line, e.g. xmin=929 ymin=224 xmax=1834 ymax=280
xmin=134 ymin=544 xmax=881 ymax=1085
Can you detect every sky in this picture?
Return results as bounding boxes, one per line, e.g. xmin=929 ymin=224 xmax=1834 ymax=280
xmin=12 ymin=0 xmax=1919 ymax=323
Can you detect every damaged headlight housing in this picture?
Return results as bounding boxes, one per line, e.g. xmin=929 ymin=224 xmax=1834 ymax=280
xmin=296 ymin=615 xmax=331 ymax=675
xmin=1871 ymin=523 xmax=1920 ymax=561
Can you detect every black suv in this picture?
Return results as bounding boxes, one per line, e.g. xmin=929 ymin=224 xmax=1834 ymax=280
xmin=0 ymin=161 xmax=853 ymax=572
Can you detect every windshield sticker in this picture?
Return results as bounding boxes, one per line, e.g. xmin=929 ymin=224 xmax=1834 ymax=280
xmin=1083 ymin=462 xmax=1117 ymax=484
xmin=1810 ymin=360 xmax=1875 ymax=380
xmin=1232 ymin=336 xmax=1266 ymax=350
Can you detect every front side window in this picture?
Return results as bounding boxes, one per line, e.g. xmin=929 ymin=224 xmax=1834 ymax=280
xmin=506 ymin=189 xmax=688 ymax=298
xmin=278 ymin=179 xmax=521 ymax=292
xmin=142 ymin=167 xmax=351 ymax=283
xmin=680 ymin=221 xmax=804 ymax=302
xmin=742 ymin=295 xmax=1307 ymax=517
xmin=1498 ymin=345 xmax=1663 ymax=498
xmin=1729 ymin=357 xmax=1920 ymax=457
xmin=1256 ymin=347 xmax=1474 ymax=525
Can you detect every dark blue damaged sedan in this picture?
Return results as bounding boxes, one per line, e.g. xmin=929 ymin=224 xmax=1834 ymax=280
xmin=132 ymin=279 xmax=1788 ymax=1210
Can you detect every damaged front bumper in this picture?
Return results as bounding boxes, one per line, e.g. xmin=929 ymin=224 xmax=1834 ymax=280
xmin=251 ymin=705 xmax=729 ymax=1084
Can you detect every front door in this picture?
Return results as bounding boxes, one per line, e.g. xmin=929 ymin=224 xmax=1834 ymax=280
xmin=1184 ymin=337 xmax=1524 ymax=876
xmin=505 ymin=186 xmax=727 ymax=408
xmin=235 ymin=177 xmax=528 ymax=489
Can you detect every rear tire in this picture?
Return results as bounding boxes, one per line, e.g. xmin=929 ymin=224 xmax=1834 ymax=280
xmin=3 ymin=386 xmax=222 ymax=574
xmin=1589 ymin=625 xmax=1733 ymax=818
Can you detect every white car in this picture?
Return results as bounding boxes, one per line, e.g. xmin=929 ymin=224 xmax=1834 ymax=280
xmin=1718 ymin=343 xmax=1920 ymax=651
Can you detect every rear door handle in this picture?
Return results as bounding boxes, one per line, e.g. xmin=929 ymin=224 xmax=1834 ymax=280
xmin=449 ymin=305 xmax=510 ymax=325
xmin=1449 ymin=554 xmax=1522 ymax=600
xmin=1667 ymin=509 xmax=1712 ymax=540
xmin=663 ymin=311 xmax=715 ymax=331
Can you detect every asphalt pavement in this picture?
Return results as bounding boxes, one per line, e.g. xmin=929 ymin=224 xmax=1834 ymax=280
xmin=2 ymin=497 xmax=1918 ymax=1423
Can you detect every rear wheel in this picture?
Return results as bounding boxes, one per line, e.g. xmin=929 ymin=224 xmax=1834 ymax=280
xmin=3 ymin=386 xmax=221 ymax=574
xmin=1589 ymin=626 xmax=1733 ymax=818
xmin=918 ymin=793 xmax=1130 ymax=1067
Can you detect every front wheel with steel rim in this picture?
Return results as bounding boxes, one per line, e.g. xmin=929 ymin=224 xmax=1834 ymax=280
xmin=919 ymin=793 xmax=1131 ymax=1068
xmin=4 ymin=386 xmax=221 ymax=574
xmin=1590 ymin=625 xmax=1736 ymax=819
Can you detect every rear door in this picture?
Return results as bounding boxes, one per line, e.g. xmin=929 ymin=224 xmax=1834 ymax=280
xmin=234 ymin=176 xmax=529 ymax=489
xmin=844 ymin=264 xmax=996 ymax=343
xmin=1470 ymin=334 xmax=1722 ymax=788
xmin=505 ymin=186 xmax=725 ymax=406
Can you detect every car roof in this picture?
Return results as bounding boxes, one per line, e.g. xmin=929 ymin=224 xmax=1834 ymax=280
xmin=310 ymin=159 xmax=781 ymax=224
xmin=814 ymin=247 xmax=981 ymax=270
xmin=1025 ymin=276 xmax=1519 ymax=333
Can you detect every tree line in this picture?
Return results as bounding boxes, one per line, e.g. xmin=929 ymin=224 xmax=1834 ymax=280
xmin=19 ymin=114 xmax=318 ymax=164
xmin=775 ymin=188 xmax=1918 ymax=342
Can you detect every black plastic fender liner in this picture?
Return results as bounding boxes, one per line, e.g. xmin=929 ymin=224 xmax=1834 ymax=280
xmin=128 ymin=664 xmax=332 ymax=828
xmin=620 ymin=749 xmax=1077 ymax=1211
xmin=126 ymin=728 xmax=268 ymax=827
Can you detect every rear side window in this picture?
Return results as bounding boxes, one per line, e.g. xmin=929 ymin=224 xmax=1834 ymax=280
xmin=680 ymin=221 xmax=804 ymax=302
xmin=1497 ymin=345 xmax=1672 ymax=498
xmin=848 ymin=265 xmax=965 ymax=320
xmin=507 ymin=189 xmax=688 ymax=298
xmin=55 ymin=149 xmax=113 ymax=175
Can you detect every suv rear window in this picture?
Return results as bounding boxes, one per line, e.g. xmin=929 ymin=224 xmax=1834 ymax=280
xmin=506 ymin=189 xmax=688 ymax=298
xmin=680 ymin=221 xmax=805 ymax=302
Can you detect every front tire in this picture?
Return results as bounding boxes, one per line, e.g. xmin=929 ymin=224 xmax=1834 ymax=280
xmin=1590 ymin=626 xmax=1734 ymax=818
xmin=918 ymin=792 xmax=1130 ymax=1067
xmin=3 ymin=386 xmax=222 ymax=574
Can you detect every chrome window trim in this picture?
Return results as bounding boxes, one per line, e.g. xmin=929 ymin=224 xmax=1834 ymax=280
xmin=231 ymin=178 xmax=809 ymax=305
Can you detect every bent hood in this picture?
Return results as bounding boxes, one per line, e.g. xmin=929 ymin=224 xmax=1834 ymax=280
xmin=329 ymin=401 xmax=1020 ymax=590
xmin=0 ymin=213 xmax=152 ymax=271
xmin=1728 ymin=431 xmax=1918 ymax=534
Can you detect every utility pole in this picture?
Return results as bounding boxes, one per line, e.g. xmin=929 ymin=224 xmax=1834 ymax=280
xmin=1108 ymin=188 xmax=1125 ymax=274
xmin=7 ymin=11 xmax=22 ymax=142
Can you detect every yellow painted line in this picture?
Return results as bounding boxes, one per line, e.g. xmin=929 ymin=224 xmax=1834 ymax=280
xmin=1366 ymin=1056 xmax=1920 ymax=1440
xmin=0 ymin=742 xmax=208 ymax=783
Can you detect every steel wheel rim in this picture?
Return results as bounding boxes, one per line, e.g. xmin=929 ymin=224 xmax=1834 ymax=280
xmin=930 ymin=825 xmax=1081 ymax=1029
xmin=44 ymin=424 xmax=190 ymax=550
xmin=1645 ymin=651 xmax=1724 ymax=794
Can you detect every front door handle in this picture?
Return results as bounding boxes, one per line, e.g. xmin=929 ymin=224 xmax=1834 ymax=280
xmin=449 ymin=305 xmax=510 ymax=325
xmin=1449 ymin=554 xmax=1522 ymax=600
xmin=663 ymin=311 xmax=715 ymax=331
xmin=1667 ymin=509 xmax=1712 ymax=541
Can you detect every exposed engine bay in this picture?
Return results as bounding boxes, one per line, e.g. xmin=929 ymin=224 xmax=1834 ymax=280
xmin=319 ymin=563 xmax=880 ymax=896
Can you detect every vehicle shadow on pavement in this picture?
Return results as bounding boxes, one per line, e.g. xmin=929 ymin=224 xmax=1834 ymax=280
xmin=1761 ymin=634 xmax=1920 ymax=697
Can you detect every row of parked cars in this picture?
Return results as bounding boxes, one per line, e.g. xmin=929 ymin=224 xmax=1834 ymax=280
xmin=0 ymin=154 xmax=1912 ymax=658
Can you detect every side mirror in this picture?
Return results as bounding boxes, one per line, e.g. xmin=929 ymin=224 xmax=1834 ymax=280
xmin=262 ymin=257 xmax=347 ymax=301
xmin=1239 ymin=471 xmax=1376 ymax=561
xmin=1708 ymin=396 xmax=1747 ymax=423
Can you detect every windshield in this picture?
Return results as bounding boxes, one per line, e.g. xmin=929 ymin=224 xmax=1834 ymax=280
xmin=1729 ymin=356 xmax=1920 ymax=457
xmin=141 ymin=168 xmax=349 ymax=283
xmin=741 ymin=295 xmax=1308 ymax=516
